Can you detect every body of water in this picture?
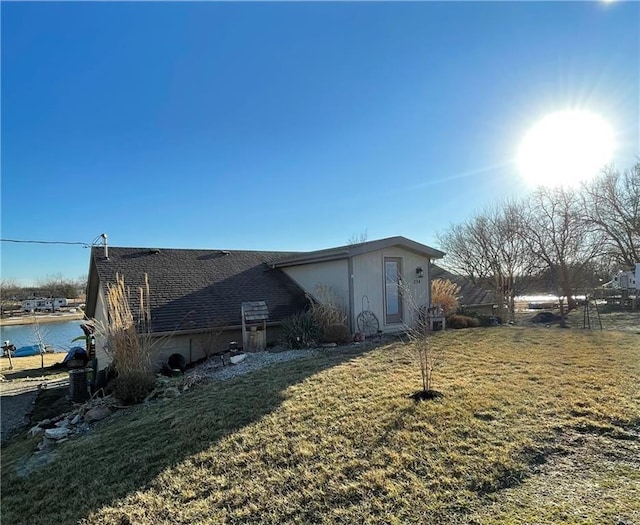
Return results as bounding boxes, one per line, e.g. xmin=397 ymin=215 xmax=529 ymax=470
xmin=0 ymin=320 xmax=85 ymax=355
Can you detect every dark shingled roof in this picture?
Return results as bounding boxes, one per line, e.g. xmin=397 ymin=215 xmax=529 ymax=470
xmin=87 ymin=247 xmax=309 ymax=334
xmin=431 ymin=265 xmax=496 ymax=306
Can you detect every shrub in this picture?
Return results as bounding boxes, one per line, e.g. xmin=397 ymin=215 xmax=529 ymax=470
xmin=309 ymin=285 xmax=348 ymax=331
xmin=320 ymin=324 xmax=351 ymax=345
xmin=447 ymin=314 xmax=480 ymax=329
xmin=466 ymin=312 xmax=502 ymax=327
xmin=431 ymin=279 xmax=461 ymax=316
xmin=279 ymin=311 xmax=320 ymax=349
xmin=112 ymin=370 xmax=155 ymax=405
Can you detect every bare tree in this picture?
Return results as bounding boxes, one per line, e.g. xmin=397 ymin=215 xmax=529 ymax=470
xmin=31 ymin=313 xmax=49 ymax=369
xmin=36 ymin=273 xmax=80 ymax=299
xmin=581 ymin=162 xmax=640 ymax=268
xmin=347 ymin=230 xmax=368 ymax=246
xmin=437 ymin=201 xmax=538 ymax=322
xmin=399 ymin=279 xmax=443 ymax=399
xmin=0 ymin=278 xmax=19 ymax=314
xmin=521 ymin=186 xmax=603 ymax=318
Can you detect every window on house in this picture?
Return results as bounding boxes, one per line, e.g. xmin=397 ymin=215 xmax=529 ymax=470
xmin=384 ymin=257 xmax=403 ymax=324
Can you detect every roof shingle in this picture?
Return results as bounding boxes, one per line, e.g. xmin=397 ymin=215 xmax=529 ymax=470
xmin=90 ymin=247 xmax=308 ymax=333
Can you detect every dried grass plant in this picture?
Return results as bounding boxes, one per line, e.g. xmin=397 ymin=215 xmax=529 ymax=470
xmin=431 ymin=278 xmax=461 ymax=316
xmin=104 ymin=273 xmax=152 ymax=376
xmin=309 ymin=284 xmax=348 ymax=332
xmin=102 ymin=273 xmax=155 ymax=404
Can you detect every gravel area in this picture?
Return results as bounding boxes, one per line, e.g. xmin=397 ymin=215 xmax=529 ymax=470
xmin=185 ymin=349 xmax=319 ymax=383
xmin=0 ymin=378 xmax=68 ymax=445
xmin=1 ymin=390 xmax=38 ymax=445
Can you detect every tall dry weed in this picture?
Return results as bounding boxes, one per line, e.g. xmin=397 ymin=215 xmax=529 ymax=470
xmin=309 ymin=284 xmax=348 ymax=330
xmin=104 ymin=273 xmax=152 ymax=376
xmin=431 ymin=278 xmax=461 ymax=316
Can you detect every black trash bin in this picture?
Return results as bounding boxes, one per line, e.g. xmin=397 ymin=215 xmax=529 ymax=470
xmin=69 ymin=368 xmax=90 ymax=403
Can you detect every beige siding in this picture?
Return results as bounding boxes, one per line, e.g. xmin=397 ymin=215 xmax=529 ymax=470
xmin=282 ymin=259 xmax=349 ymax=312
xmin=94 ymin=283 xmax=111 ymax=371
xmin=150 ymin=326 xmax=284 ymax=370
xmin=97 ymin=321 xmax=284 ymax=372
xmin=352 ymin=247 xmax=432 ymax=334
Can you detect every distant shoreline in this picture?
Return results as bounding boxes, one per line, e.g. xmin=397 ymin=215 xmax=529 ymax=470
xmin=0 ymin=313 xmax=85 ymax=327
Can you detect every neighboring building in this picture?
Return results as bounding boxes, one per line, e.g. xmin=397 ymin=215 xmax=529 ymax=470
xmin=431 ymin=265 xmax=496 ymax=315
xmin=21 ymin=298 xmax=68 ymax=312
xmin=612 ymin=265 xmax=639 ymax=290
xmin=85 ymin=236 xmax=445 ymax=371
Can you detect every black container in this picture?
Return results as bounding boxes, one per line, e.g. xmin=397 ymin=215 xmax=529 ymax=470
xmin=69 ymin=368 xmax=90 ymax=403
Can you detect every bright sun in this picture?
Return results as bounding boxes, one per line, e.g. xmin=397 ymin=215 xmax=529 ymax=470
xmin=517 ymin=110 xmax=614 ymax=187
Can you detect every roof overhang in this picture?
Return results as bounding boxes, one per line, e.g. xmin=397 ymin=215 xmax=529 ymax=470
xmin=273 ymin=236 xmax=445 ymax=268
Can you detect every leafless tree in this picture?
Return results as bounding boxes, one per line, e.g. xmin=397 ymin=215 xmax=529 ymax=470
xmin=437 ymin=201 xmax=538 ymax=322
xmin=31 ymin=313 xmax=49 ymax=369
xmin=347 ymin=230 xmax=368 ymax=246
xmin=36 ymin=273 xmax=81 ymax=299
xmin=521 ymin=186 xmax=604 ymax=319
xmin=399 ymin=280 xmax=443 ymax=398
xmin=581 ymin=162 xmax=640 ymax=268
xmin=0 ymin=278 xmax=20 ymax=314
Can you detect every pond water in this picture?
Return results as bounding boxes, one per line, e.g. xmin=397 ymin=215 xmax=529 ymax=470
xmin=0 ymin=320 xmax=85 ymax=355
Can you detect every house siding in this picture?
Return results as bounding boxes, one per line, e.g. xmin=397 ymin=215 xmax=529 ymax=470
xmin=150 ymin=326 xmax=283 ymax=370
xmin=94 ymin=283 xmax=111 ymax=371
xmin=352 ymin=247 xmax=432 ymax=334
xmin=281 ymin=260 xmax=349 ymax=314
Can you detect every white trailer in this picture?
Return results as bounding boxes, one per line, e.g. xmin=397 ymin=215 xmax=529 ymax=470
xmin=21 ymin=298 xmax=68 ymax=312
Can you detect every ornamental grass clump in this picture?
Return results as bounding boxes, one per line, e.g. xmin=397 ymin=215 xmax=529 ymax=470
xmin=431 ymin=278 xmax=461 ymax=315
xmin=105 ymin=273 xmax=155 ymax=404
xmin=309 ymin=285 xmax=349 ymax=343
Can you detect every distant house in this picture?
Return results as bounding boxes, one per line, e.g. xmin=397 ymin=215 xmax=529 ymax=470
xmin=85 ymin=236 xmax=444 ymax=371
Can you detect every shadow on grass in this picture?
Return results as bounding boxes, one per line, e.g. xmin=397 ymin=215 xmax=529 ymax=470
xmin=30 ymin=386 xmax=74 ymax=423
xmin=3 ymin=364 xmax=66 ymax=381
xmin=1 ymin=345 xmax=378 ymax=525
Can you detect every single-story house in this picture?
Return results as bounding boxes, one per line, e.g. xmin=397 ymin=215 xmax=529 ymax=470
xmin=85 ymin=236 xmax=445 ymax=371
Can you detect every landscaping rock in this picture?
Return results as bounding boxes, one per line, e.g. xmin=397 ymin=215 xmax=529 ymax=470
xmin=44 ymin=427 xmax=70 ymax=440
xmin=84 ymin=406 xmax=111 ymax=423
xmin=55 ymin=419 xmax=70 ymax=429
xmin=230 ymin=353 xmax=247 ymax=365
xmin=38 ymin=418 xmax=54 ymax=429
xmin=70 ymin=414 xmax=82 ymax=425
xmin=28 ymin=426 xmax=44 ymax=438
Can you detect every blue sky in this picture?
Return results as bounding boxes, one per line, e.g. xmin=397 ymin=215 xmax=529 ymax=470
xmin=2 ymin=1 xmax=638 ymax=285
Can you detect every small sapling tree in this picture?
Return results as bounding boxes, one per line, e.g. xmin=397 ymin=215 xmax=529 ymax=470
xmin=400 ymin=279 xmax=444 ymax=401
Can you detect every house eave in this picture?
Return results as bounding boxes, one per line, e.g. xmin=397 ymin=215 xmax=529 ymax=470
xmin=273 ymin=251 xmax=350 ymax=268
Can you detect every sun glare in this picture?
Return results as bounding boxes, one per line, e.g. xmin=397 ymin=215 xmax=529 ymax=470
xmin=517 ymin=110 xmax=614 ymax=187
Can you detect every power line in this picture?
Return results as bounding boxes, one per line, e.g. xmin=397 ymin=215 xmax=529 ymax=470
xmin=0 ymin=238 xmax=91 ymax=248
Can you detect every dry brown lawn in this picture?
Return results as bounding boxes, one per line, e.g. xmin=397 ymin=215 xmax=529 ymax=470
xmin=1 ymin=327 xmax=638 ymax=524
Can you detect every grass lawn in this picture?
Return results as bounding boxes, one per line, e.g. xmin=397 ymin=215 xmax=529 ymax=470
xmin=1 ymin=353 xmax=66 ymax=379
xmin=1 ymin=328 xmax=639 ymax=524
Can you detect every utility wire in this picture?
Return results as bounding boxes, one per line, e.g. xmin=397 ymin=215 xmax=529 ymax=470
xmin=0 ymin=238 xmax=92 ymax=248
